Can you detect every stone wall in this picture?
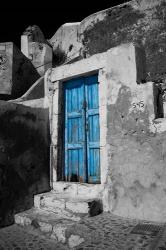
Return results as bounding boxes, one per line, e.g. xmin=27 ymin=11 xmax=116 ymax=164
xmin=0 ymin=43 xmax=40 ymax=100
xmin=49 ymin=23 xmax=81 ymax=65
xmin=81 ymin=0 xmax=166 ymax=83
xmin=12 ymin=44 xmax=40 ymax=99
xmin=50 ymin=0 xmax=166 ymax=85
xmin=103 ymin=44 xmax=166 ymax=222
xmin=0 ymin=100 xmax=50 ymax=227
xmin=12 ymin=76 xmax=45 ymax=103
xmin=21 ymin=25 xmax=52 ymax=76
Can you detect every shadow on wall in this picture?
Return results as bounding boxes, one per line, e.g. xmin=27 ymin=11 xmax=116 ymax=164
xmin=153 ymin=84 xmax=164 ymax=119
xmin=0 ymin=101 xmax=50 ymax=227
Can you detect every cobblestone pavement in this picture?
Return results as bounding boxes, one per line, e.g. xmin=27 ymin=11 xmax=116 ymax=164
xmin=66 ymin=213 xmax=165 ymax=250
xmin=0 ymin=224 xmax=67 ymax=250
xmin=1 ymin=213 xmax=166 ymax=249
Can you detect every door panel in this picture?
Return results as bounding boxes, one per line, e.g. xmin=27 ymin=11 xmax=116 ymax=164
xmin=67 ymin=148 xmax=84 ymax=182
xmin=64 ymin=78 xmax=86 ymax=182
xmin=85 ymin=75 xmax=100 ymax=183
xmin=88 ymin=114 xmax=100 ymax=142
xmin=64 ymin=74 xmax=100 ymax=183
xmin=89 ymin=148 xmax=100 ymax=177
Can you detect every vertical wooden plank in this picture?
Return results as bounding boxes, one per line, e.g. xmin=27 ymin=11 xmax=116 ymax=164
xmin=85 ymin=74 xmax=100 ymax=183
xmin=64 ymin=77 xmax=86 ymax=182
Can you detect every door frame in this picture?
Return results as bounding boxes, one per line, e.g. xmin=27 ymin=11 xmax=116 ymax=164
xmin=45 ymin=53 xmax=108 ymax=192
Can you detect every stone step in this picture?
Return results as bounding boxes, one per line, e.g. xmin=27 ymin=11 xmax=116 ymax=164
xmin=34 ymin=191 xmax=103 ymax=216
xmin=15 ymin=193 xmax=103 ymax=247
xmin=14 ymin=207 xmax=76 ymax=244
xmin=52 ymin=182 xmax=102 ymax=198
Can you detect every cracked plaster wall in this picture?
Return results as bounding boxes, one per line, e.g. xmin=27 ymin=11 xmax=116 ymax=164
xmin=104 ymin=44 xmax=166 ymax=222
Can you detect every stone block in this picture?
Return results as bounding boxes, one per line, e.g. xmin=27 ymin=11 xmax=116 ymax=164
xmin=38 ymin=221 xmax=53 ymax=233
xmin=40 ymin=196 xmax=66 ymax=210
xmin=76 ymin=183 xmax=102 ymax=198
xmin=14 ymin=214 xmax=31 ymax=226
xmin=68 ymin=234 xmax=85 ymax=248
xmin=52 ymin=182 xmax=78 ymax=195
xmin=66 ymin=201 xmax=89 ymax=214
xmin=52 ymin=224 xmax=68 ymax=243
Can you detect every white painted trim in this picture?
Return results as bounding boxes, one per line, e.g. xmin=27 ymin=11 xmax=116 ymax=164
xmin=51 ymin=53 xmax=106 ymax=82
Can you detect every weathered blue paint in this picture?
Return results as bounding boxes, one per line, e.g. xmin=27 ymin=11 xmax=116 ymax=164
xmin=85 ymin=75 xmax=100 ymax=183
xmin=64 ymin=74 xmax=100 ymax=183
xmin=64 ymin=77 xmax=86 ymax=182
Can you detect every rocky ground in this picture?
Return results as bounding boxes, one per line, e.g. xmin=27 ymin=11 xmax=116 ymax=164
xmin=0 ymin=213 xmax=166 ymax=250
xmin=0 ymin=224 xmax=67 ymax=250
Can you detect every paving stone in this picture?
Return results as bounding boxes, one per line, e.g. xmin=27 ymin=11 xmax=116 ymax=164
xmin=2 ymin=213 xmax=166 ymax=249
xmin=68 ymin=235 xmax=85 ymax=248
xmin=0 ymin=224 xmax=68 ymax=250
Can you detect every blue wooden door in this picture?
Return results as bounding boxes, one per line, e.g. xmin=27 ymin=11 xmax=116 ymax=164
xmin=64 ymin=74 xmax=100 ymax=183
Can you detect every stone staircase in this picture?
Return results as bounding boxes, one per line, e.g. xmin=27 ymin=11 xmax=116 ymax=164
xmin=14 ymin=189 xmax=103 ymax=247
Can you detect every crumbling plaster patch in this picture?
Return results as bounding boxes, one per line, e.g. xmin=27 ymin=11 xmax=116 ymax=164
xmin=49 ymin=0 xmax=166 ymax=86
xmin=105 ymin=75 xmax=166 ymax=221
xmin=49 ymin=23 xmax=82 ymax=65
